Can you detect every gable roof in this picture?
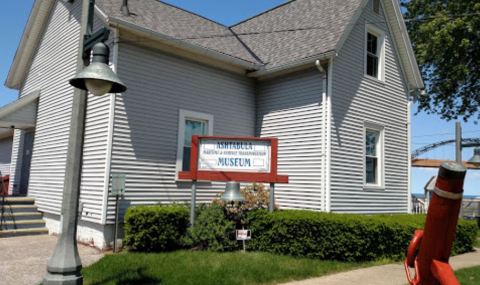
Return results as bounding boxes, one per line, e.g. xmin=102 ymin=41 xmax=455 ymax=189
xmin=96 ymin=0 xmax=260 ymax=64
xmin=6 ymin=0 xmax=423 ymax=90
xmin=231 ymin=0 xmax=363 ymax=69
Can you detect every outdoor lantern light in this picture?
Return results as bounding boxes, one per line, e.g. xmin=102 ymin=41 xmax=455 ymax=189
xmin=70 ymin=42 xmax=127 ymax=96
xmin=221 ymin=181 xmax=245 ymax=202
xmin=468 ymin=147 xmax=480 ymax=165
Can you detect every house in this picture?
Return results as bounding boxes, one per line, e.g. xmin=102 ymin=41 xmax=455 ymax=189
xmin=2 ymin=0 xmax=423 ymax=248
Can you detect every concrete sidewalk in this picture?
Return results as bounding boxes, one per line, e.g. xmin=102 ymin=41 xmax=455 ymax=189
xmin=0 ymin=235 xmax=104 ymax=285
xmin=279 ymin=248 xmax=480 ymax=285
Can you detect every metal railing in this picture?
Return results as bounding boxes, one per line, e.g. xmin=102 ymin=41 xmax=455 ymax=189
xmin=0 ymin=174 xmax=16 ymax=231
xmin=412 ymin=198 xmax=426 ymax=214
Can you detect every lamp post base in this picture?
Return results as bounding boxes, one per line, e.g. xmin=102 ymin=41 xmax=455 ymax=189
xmin=43 ymin=272 xmax=83 ymax=285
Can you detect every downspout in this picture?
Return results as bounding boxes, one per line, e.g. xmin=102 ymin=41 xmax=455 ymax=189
xmin=407 ymin=100 xmax=412 ymax=213
xmin=315 ymin=60 xmax=327 ymax=212
xmin=325 ymin=58 xmax=333 ymax=213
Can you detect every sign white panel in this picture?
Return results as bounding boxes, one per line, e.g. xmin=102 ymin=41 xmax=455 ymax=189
xmin=236 ymin=229 xmax=252 ymax=241
xmin=198 ymin=139 xmax=271 ymax=173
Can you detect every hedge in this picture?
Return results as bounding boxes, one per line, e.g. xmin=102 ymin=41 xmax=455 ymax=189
xmin=183 ymin=204 xmax=238 ymax=251
xmin=124 ymin=204 xmax=189 ymax=251
xmin=246 ymin=210 xmax=478 ymax=262
xmin=123 ymin=205 xmax=477 ymax=262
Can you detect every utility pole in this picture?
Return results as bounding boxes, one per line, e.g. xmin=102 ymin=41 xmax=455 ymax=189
xmin=455 ymin=122 xmax=462 ymax=163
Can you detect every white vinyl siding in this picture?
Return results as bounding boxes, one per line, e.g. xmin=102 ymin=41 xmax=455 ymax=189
xmin=0 ymin=138 xmax=12 ymax=176
xmin=9 ymin=131 xmax=23 ymax=193
xmin=107 ymin=42 xmax=255 ymax=223
xmin=256 ymin=69 xmax=324 ymax=211
xmin=9 ymin=1 xmax=111 ymax=223
xmin=330 ymin=0 xmax=409 ymax=213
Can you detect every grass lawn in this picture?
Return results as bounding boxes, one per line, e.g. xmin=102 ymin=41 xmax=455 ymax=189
xmin=456 ymin=266 xmax=480 ymax=285
xmin=83 ymin=251 xmax=386 ymax=285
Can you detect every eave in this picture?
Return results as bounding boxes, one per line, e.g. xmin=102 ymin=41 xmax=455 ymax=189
xmin=5 ymin=0 xmax=56 ymax=90
xmin=108 ymin=17 xmax=262 ymax=73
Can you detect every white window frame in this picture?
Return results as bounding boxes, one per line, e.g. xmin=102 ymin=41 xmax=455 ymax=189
xmin=176 ymin=109 xmax=214 ymax=180
xmin=364 ymin=24 xmax=385 ymax=82
xmin=363 ymin=121 xmax=385 ymax=190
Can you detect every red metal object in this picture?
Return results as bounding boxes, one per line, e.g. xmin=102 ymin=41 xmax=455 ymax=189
xmin=431 ymin=260 xmax=460 ymax=285
xmin=178 ymin=135 xmax=288 ymax=183
xmin=1 ymin=175 xmax=9 ymax=196
xmin=404 ymin=162 xmax=466 ymax=285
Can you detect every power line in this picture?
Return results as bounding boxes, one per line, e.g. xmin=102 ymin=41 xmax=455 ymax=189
xmin=110 ymin=11 xmax=480 ymax=42
xmin=404 ymin=12 xmax=480 ymax=23
xmin=413 ymin=130 xmax=480 ymax=138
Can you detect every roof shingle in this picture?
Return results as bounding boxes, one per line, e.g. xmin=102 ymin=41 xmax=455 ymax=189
xmin=96 ymin=0 xmax=260 ymax=64
xmin=96 ymin=0 xmax=364 ymax=69
xmin=231 ymin=0 xmax=363 ymax=69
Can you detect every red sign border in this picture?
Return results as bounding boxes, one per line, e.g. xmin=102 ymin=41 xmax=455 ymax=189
xmin=178 ymin=135 xmax=288 ymax=183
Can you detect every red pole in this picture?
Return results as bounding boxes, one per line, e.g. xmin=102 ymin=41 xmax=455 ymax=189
xmin=405 ymin=162 xmax=466 ymax=285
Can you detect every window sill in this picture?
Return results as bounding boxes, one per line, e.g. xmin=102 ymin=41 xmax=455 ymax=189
xmin=363 ymin=184 xmax=385 ymax=191
xmin=364 ymin=74 xmax=386 ymax=85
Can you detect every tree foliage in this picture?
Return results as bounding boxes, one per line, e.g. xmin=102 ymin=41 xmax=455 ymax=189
xmin=402 ymin=0 xmax=480 ymax=121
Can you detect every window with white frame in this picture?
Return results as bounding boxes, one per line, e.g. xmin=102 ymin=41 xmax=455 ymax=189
xmin=364 ymin=124 xmax=383 ymax=187
xmin=176 ymin=110 xmax=213 ymax=175
xmin=365 ymin=26 xmax=385 ymax=81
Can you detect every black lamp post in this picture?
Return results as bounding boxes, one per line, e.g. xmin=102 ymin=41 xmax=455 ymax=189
xmin=43 ymin=0 xmax=126 ymax=284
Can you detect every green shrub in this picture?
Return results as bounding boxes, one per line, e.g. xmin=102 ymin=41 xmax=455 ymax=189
xmin=183 ymin=204 xmax=238 ymax=252
xmin=124 ymin=204 xmax=189 ymax=251
xmin=246 ymin=210 xmax=477 ymax=262
xmin=453 ymin=220 xmax=478 ymax=254
xmin=213 ymin=183 xmax=272 ymax=225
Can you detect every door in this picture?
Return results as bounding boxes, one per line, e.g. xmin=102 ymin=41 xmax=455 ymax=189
xmin=19 ymin=131 xmax=34 ymax=196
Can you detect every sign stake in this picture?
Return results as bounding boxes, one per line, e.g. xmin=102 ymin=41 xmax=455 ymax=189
xmin=269 ymin=182 xmax=275 ymax=212
xmin=111 ymin=173 xmax=125 ymax=253
xmin=190 ymin=180 xmax=197 ymax=226
xmin=242 ymin=226 xmax=246 ymax=252
xmin=113 ymin=194 xmax=120 ymax=253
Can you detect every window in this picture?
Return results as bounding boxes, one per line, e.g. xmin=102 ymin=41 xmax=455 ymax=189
xmin=365 ymin=26 xmax=385 ymax=81
xmin=366 ymin=33 xmax=379 ymax=78
xmin=373 ymin=0 xmax=380 ymax=14
xmin=176 ymin=110 xmax=213 ymax=176
xmin=364 ymin=123 xmax=384 ymax=188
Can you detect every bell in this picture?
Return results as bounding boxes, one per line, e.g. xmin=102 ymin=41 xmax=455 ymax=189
xmin=70 ymin=42 xmax=127 ymax=96
xmin=468 ymin=147 xmax=480 ymax=165
xmin=221 ymin=181 xmax=244 ymax=202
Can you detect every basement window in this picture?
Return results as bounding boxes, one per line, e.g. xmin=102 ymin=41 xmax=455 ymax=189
xmin=176 ymin=109 xmax=213 ymax=176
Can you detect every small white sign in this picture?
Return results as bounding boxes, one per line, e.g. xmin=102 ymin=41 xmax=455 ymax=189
xmin=111 ymin=173 xmax=126 ymax=196
xmin=236 ymin=229 xmax=252 ymax=241
xmin=198 ymin=139 xmax=271 ymax=173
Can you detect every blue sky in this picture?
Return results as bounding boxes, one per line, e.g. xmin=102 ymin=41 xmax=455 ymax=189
xmin=1 ymin=0 xmax=478 ymax=196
